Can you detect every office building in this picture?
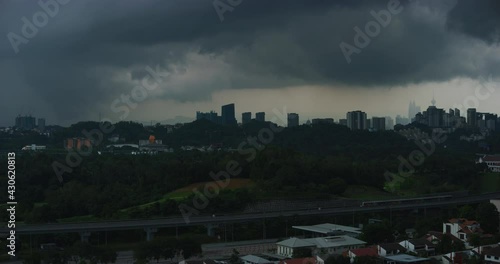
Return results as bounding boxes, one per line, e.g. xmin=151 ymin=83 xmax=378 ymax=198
xmin=242 ymin=112 xmax=252 ymax=125
xmin=255 ymin=112 xmax=265 ymax=122
xmin=221 ymin=103 xmax=237 ymax=125
xmin=426 ymin=106 xmax=444 ymax=128
xmin=15 ymin=115 xmax=36 ymax=130
xmin=312 ymin=118 xmax=334 ymax=125
xmin=372 ymin=117 xmax=386 ymax=131
xmin=467 ymin=108 xmax=477 ymax=127
xmin=395 ymin=115 xmax=409 ymax=126
xmin=37 ymin=118 xmax=46 ymax=132
xmin=346 ymin=111 xmax=367 ymax=130
xmin=287 ymin=113 xmax=299 ymax=127
xmin=408 ymin=101 xmax=421 ymax=122
xmin=385 ymin=116 xmax=394 ymax=130
xmin=196 ymin=111 xmax=220 ymax=124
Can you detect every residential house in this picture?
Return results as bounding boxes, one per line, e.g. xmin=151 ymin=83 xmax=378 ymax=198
xmin=399 ymin=239 xmax=435 ymax=256
xmin=443 ymin=218 xmax=483 ymax=244
xmin=278 ymin=256 xmax=324 ymax=264
xmin=441 ymin=251 xmax=474 ymax=264
xmin=347 ymin=247 xmax=378 ymax=263
xmin=377 ymin=243 xmax=407 ymax=256
xmin=477 ymin=155 xmax=500 ymax=172
xmin=423 ymin=231 xmax=464 ymax=247
xmin=483 ymin=245 xmax=500 ymax=263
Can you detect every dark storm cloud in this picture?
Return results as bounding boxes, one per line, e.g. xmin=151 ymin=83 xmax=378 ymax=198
xmin=446 ymin=0 xmax=500 ymax=44
xmin=0 ymin=0 xmax=499 ymax=125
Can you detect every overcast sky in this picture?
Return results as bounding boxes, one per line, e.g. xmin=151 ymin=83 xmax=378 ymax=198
xmin=1 ymin=0 xmax=499 ymax=127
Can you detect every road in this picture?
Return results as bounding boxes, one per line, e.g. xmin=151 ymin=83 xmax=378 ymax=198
xmin=2 ymin=192 xmax=499 ymax=235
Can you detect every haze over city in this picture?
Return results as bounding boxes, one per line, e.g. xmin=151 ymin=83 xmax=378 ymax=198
xmin=1 ymin=0 xmax=500 ymax=126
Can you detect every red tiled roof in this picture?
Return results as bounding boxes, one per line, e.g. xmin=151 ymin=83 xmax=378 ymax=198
xmin=448 ymin=218 xmax=483 ymax=235
xmin=350 ymin=247 xmax=378 ymax=257
xmin=483 ymin=155 xmax=500 ymax=162
xmin=424 ymin=231 xmax=463 ymax=244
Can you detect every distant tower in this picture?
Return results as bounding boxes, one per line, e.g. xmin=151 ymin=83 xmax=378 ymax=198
xmin=431 ymin=89 xmax=436 ymax=106
xmin=287 ymin=113 xmax=299 ymax=127
xmin=242 ymin=112 xmax=252 ymax=125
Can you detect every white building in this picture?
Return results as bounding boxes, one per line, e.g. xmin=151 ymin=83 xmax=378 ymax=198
xmin=398 ymin=239 xmax=435 ymax=256
xmin=276 ymin=236 xmax=366 ymax=257
xmin=21 ymin=144 xmax=46 ymax=151
xmin=477 ymin=155 xmax=500 ymax=172
xmin=443 ymin=218 xmax=483 ymax=244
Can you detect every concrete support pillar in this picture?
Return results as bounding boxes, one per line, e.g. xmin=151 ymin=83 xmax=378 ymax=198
xmin=80 ymin=231 xmax=91 ymax=243
xmin=144 ymin=227 xmax=158 ymax=241
xmin=206 ymin=224 xmax=216 ymax=237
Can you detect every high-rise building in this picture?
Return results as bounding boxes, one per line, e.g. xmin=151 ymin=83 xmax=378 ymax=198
xmin=287 ymin=113 xmax=299 ymax=127
xmin=255 ymin=112 xmax=265 ymax=122
xmin=196 ymin=111 xmax=219 ymax=124
xmin=346 ymin=111 xmax=367 ymax=130
xmin=15 ymin=115 xmax=36 ymax=130
xmin=37 ymin=118 xmax=46 ymax=132
xmin=385 ymin=116 xmax=394 ymax=130
xmin=467 ymin=108 xmax=477 ymax=127
xmin=395 ymin=115 xmax=410 ymax=125
xmin=242 ymin=112 xmax=252 ymax=125
xmin=372 ymin=117 xmax=386 ymax=131
xmin=408 ymin=101 xmax=421 ymax=122
xmin=426 ymin=106 xmax=444 ymax=128
xmin=221 ymin=104 xmax=237 ymax=125
xmin=311 ymin=118 xmax=334 ymax=125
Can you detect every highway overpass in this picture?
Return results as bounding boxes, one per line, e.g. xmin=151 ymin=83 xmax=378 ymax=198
xmin=2 ymin=192 xmax=500 ymax=241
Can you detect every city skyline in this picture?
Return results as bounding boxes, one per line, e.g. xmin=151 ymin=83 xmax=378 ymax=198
xmin=1 ymin=1 xmax=500 ymax=127
xmin=7 ymin=94 xmax=500 ymax=128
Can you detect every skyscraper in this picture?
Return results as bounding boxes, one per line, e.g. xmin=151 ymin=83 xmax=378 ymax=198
xmin=15 ymin=115 xmax=36 ymax=130
xmin=287 ymin=113 xmax=299 ymax=127
xmin=37 ymin=118 xmax=46 ymax=132
xmin=242 ymin=112 xmax=252 ymax=124
xmin=408 ymin=100 xmax=421 ymax=122
xmin=255 ymin=112 xmax=265 ymax=122
xmin=221 ymin=103 xmax=237 ymax=125
xmin=426 ymin=106 xmax=444 ymax=128
xmin=347 ymin=111 xmax=367 ymax=130
xmin=385 ymin=116 xmax=394 ymax=130
xmin=196 ymin=111 xmax=219 ymax=123
xmin=467 ymin=108 xmax=477 ymax=127
xmin=372 ymin=117 xmax=386 ymax=131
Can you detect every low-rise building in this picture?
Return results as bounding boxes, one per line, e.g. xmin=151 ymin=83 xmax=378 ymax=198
xmin=278 ymin=256 xmax=323 ymax=264
xmin=484 ymin=246 xmax=500 ymax=263
xmin=399 ymin=239 xmax=435 ymax=256
xmin=292 ymin=223 xmax=362 ymax=238
xmin=240 ymin=255 xmax=274 ymax=264
xmin=276 ymin=236 xmax=366 ymax=257
xmin=377 ymin=243 xmax=407 ymax=257
xmin=382 ymin=254 xmax=430 ymax=264
xmin=443 ymin=218 xmax=483 ymax=244
xmin=477 ymin=155 xmax=500 ymax=172
xmin=347 ymin=247 xmax=378 ymax=263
